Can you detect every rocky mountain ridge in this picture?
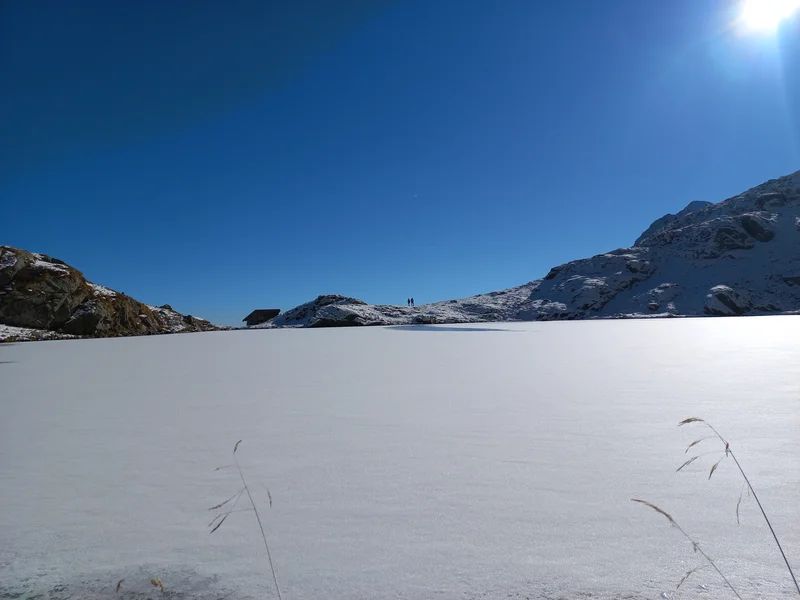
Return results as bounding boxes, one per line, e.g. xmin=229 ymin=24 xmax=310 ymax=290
xmin=257 ymin=169 xmax=800 ymax=328
xmin=0 ymin=246 xmax=217 ymax=341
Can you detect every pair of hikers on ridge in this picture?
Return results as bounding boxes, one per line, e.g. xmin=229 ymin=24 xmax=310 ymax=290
xmin=406 ymin=297 xmax=415 ymax=307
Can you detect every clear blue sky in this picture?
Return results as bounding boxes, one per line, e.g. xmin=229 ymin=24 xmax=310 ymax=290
xmin=2 ymin=0 xmax=799 ymax=326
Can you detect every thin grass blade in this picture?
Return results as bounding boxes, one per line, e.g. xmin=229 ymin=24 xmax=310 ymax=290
xmin=209 ymin=513 xmax=229 ymax=534
xmin=676 ymin=565 xmax=708 ymax=590
xmin=677 ymin=456 xmax=699 ymax=472
xmin=709 ymin=457 xmax=724 ymax=480
xmin=631 ymin=499 xmax=675 ymax=525
xmin=209 ymin=513 xmax=225 ymax=528
xmin=736 ymin=485 xmax=744 ymax=526
xmin=208 ymin=488 xmax=245 ymax=511
xmin=686 ymin=437 xmax=711 ymax=453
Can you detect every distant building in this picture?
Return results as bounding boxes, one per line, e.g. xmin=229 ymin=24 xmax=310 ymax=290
xmin=243 ymin=309 xmax=280 ymax=327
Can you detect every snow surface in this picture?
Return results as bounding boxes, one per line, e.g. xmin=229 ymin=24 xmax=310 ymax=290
xmin=1 ymin=319 xmax=799 ymax=600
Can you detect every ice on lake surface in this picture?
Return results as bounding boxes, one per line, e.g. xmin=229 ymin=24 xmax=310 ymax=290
xmin=1 ymin=317 xmax=799 ymax=600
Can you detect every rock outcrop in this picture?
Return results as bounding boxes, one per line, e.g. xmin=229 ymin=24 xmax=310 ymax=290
xmin=704 ymin=285 xmax=752 ymax=316
xmin=255 ymin=169 xmax=800 ymax=328
xmin=634 ymin=200 xmax=712 ymax=246
xmin=269 ymin=295 xmax=372 ymax=328
xmin=0 ymin=246 xmax=217 ymax=339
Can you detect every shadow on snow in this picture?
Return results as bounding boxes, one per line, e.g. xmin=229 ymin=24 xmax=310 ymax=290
xmin=385 ymin=325 xmax=523 ymax=332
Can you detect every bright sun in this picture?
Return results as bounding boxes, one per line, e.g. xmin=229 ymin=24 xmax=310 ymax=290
xmin=741 ymin=0 xmax=800 ymax=31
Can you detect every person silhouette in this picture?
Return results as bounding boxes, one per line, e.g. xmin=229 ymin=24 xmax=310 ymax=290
xmin=407 ymin=298 xmax=410 ymax=306
xmin=411 ymin=297 xmax=415 ymax=306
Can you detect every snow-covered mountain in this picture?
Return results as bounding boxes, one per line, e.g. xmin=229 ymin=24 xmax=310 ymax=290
xmin=0 ymin=246 xmax=218 ymax=341
xmin=259 ymin=169 xmax=800 ymax=328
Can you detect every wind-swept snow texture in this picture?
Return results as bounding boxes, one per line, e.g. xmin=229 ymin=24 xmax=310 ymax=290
xmin=2 ymin=319 xmax=799 ymax=599
xmin=258 ymin=170 xmax=800 ymax=328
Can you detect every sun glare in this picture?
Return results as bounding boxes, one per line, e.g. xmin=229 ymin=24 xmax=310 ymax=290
xmin=740 ymin=0 xmax=800 ymax=32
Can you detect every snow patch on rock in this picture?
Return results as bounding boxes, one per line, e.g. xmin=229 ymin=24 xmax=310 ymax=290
xmin=0 ymin=251 xmax=17 ymax=271
xmin=32 ymin=253 xmax=70 ymax=274
xmin=0 ymin=323 xmax=75 ymax=342
xmin=89 ymin=282 xmax=117 ymax=297
xmin=147 ymin=305 xmax=213 ymax=333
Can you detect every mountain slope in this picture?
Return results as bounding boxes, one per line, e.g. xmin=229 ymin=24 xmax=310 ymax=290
xmin=257 ymin=169 xmax=800 ymax=328
xmin=633 ymin=200 xmax=712 ymax=246
xmin=0 ymin=246 xmax=217 ymax=340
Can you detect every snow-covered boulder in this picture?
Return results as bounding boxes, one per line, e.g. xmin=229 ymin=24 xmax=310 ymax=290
xmin=704 ymin=285 xmax=752 ymax=316
xmin=413 ymin=314 xmax=438 ymax=324
xmin=739 ymin=212 xmax=776 ymax=242
xmin=265 ymin=295 xmax=368 ymax=328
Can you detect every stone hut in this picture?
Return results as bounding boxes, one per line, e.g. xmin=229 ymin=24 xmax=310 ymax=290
xmin=243 ymin=309 xmax=280 ymax=327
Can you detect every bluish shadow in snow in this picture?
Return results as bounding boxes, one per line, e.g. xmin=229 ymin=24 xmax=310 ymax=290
xmin=385 ymin=325 xmax=523 ymax=332
xmin=0 ymin=565 xmax=231 ymax=600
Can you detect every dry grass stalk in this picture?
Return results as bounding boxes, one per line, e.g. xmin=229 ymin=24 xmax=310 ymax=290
xmin=735 ymin=483 xmax=745 ymax=526
xmin=676 ymin=565 xmax=710 ymax=591
xmin=685 ymin=436 xmax=712 ymax=453
xmin=708 ymin=457 xmax=724 ymax=480
xmin=210 ymin=440 xmax=283 ymax=600
xmin=678 ymin=418 xmax=800 ymax=596
xmin=631 ymin=499 xmax=743 ymax=599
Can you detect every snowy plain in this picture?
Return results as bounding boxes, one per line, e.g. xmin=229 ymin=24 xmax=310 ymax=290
xmin=1 ymin=318 xmax=799 ymax=600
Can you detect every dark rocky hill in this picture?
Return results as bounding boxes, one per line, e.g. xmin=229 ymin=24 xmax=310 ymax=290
xmin=0 ymin=246 xmax=217 ymax=340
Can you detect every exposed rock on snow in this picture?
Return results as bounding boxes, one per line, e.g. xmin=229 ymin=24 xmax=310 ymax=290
xmin=0 ymin=247 xmax=90 ymax=330
xmin=147 ymin=304 xmax=214 ymax=333
xmin=704 ymin=285 xmax=752 ymax=316
xmin=0 ymin=246 xmax=218 ymax=340
xmin=739 ymin=213 xmax=775 ymax=242
xmin=268 ymin=295 xmax=403 ymax=328
xmin=259 ymin=169 xmax=800 ymax=328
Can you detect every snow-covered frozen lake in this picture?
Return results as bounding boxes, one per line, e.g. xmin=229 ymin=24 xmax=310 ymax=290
xmin=2 ymin=318 xmax=799 ymax=600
